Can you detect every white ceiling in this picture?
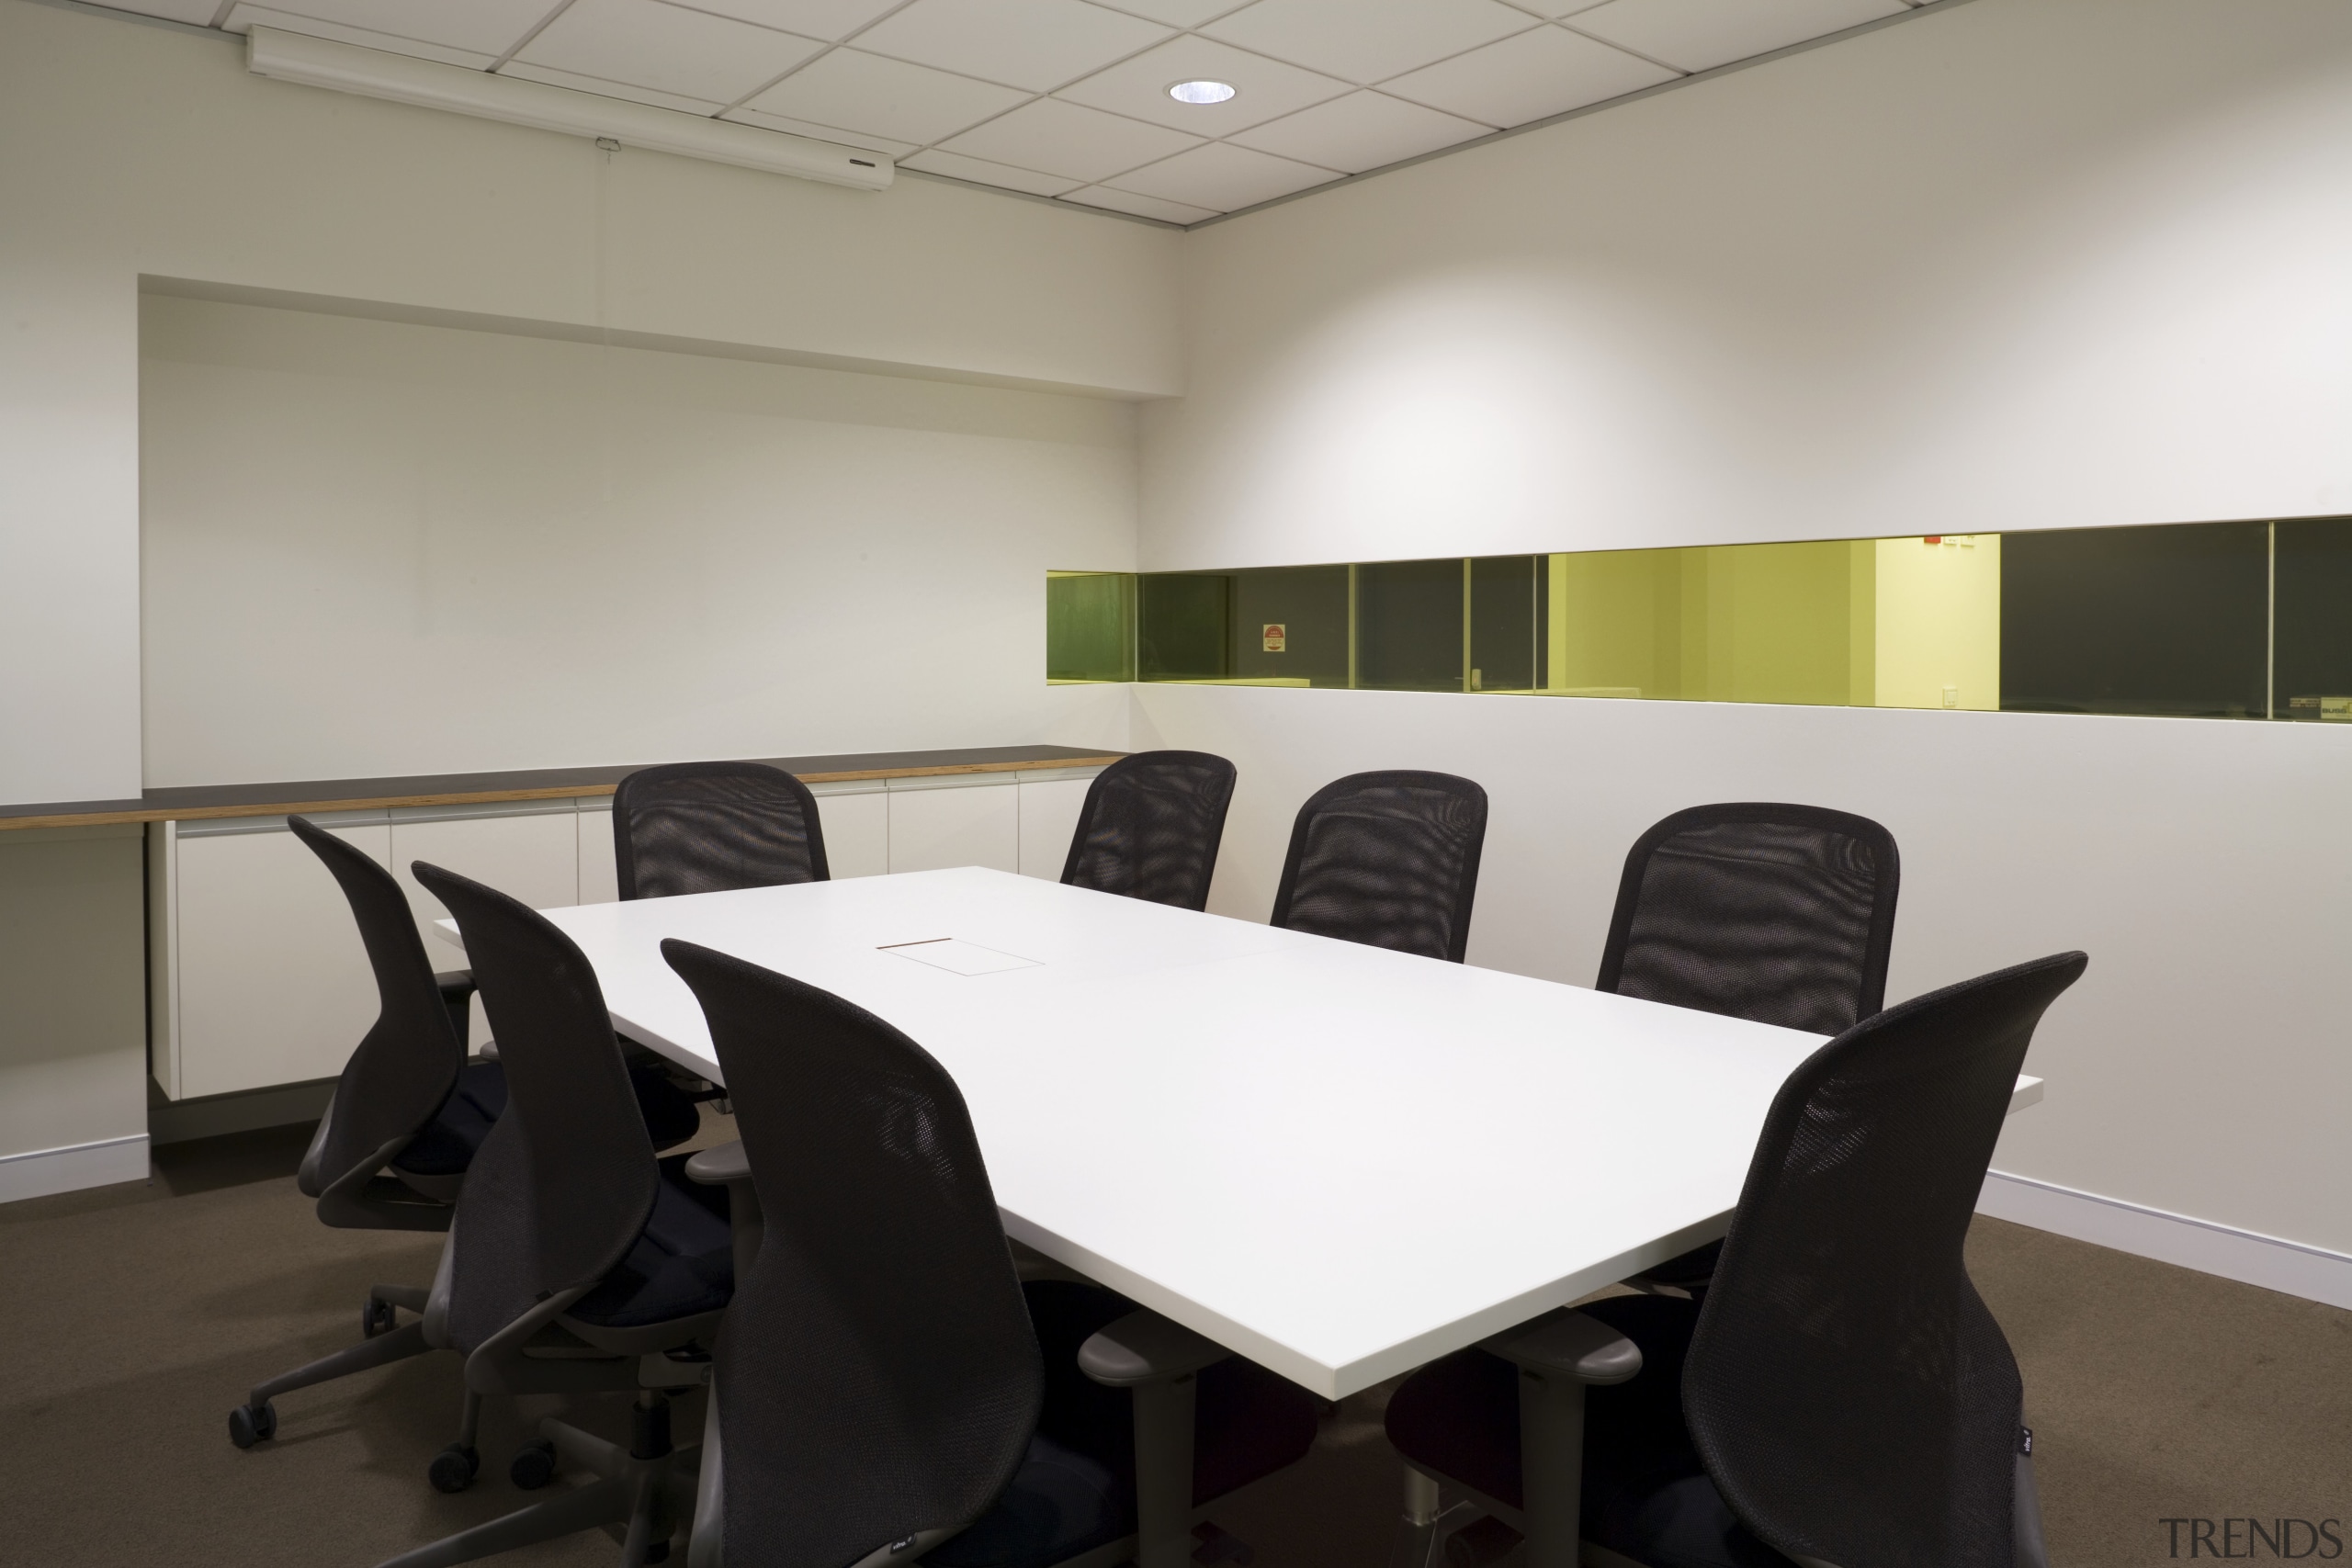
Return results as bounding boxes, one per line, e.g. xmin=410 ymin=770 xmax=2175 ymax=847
xmin=107 ymin=0 xmax=1935 ymax=224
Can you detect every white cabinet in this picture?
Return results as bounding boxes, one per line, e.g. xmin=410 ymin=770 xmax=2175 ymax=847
xmin=150 ymin=765 xmax=1104 ymax=1100
xmin=888 ymin=778 xmax=1020 ymax=874
xmin=389 ymin=803 xmax=582 ymax=954
xmin=577 ymin=805 xmax=619 ymax=905
xmin=1016 ymin=771 xmax=1097 ymax=880
xmin=160 ymin=814 xmax=391 ymax=1100
xmin=811 ymin=785 xmax=889 ymax=879
xmin=389 ymin=803 xmax=581 ymax=1054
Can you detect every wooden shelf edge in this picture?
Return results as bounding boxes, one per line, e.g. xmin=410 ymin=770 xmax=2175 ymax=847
xmin=0 ymin=754 xmax=1125 ymax=832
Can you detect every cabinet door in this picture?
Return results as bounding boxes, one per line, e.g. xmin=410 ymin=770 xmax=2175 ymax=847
xmin=814 ymin=789 xmax=888 ymax=879
xmin=1017 ymin=777 xmax=1093 ymax=880
xmin=389 ymin=807 xmax=582 ymax=959
xmin=577 ymin=804 xmax=619 ymax=904
xmin=175 ymin=821 xmax=390 ymax=1099
xmin=888 ymin=782 xmax=1019 ymax=874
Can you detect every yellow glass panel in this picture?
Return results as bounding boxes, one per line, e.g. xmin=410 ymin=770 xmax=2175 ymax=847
xmin=1872 ymin=536 xmax=2001 ymax=710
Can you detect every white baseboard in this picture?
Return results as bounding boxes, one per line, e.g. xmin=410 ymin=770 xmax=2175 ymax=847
xmin=0 ymin=1133 xmax=151 ymax=1204
xmin=1978 ymin=1169 xmax=2352 ymax=1311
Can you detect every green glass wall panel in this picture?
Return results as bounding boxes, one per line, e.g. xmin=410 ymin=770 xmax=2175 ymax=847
xmin=1139 ymin=572 xmax=1231 ymax=681
xmin=1228 ymin=565 xmax=1350 ymax=686
xmin=2274 ymin=518 xmax=2352 ymax=720
xmin=1046 ymin=571 xmax=1134 ymax=682
xmin=1050 ymin=516 xmax=2347 ymax=728
xmin=1357 ymin=558 xmax=1465 ymax=692
xmin=2001 ymin=523 xmax=2267 ymax=717
xmin=1469 ymin=555 xmax=1540 ymax=693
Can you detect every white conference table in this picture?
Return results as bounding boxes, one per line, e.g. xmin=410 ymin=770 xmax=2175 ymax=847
xmin=441 ymin=866 xmax=2041 ymax=1401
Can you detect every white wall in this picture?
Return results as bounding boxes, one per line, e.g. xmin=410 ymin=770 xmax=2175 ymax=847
xmin=1131 ymin=0 xmax=2352 ymax=1283
xmin=0 ymin=0 xmax=1175 ymax=805
xmin=0 ymin=827 xmax=148 ymax=1201
xmin=140 ymin=294 xmax=1137 ymax=784
xmin=1135 ymin=683 xmax=2352 ymax=1263
xmin=1143 ymin=0 xmax=2352 ymax=570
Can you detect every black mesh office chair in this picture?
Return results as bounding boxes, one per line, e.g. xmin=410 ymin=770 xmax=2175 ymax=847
xmin=1385 ymin=951 xmax=2084 ymax=1568
xmin=1600 ymin=804 xmax=1899 ymax=1294
xmin=613 ymin=761 xmax=829 ymax=899
xmin=1598 ymin=803 xmax=1899 ymax=1033
xmin=1269 ymin=771 xmax=1487 ymax=962
xmin=378 ymin=863 xmax=743 ymax=1568
xmin=661 ymin=939 xmax=1322 ymax=1568
xmin=225 ymin=816 xmax=495 ymax=1449
xmin=1059 ymin=750 xmax=1237 ymax=911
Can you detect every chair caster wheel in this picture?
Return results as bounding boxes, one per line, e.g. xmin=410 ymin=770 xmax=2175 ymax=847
xmin=428 ymin=1443 xmax=480 ymax=1494
xmin=228 ymin=1402 xmax=277 ymax=1449
xmin=362 ymin=1297 xmax=398 ymax=1338
xmin=510 ymin=1438 xmax=558 ymax=1490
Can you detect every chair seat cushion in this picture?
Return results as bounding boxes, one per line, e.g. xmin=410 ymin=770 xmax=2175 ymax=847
xmin=390 ymin=1061 xmax=508 ymax=1177
xmin=1385 ymin=1295 xmax=1793 ymax=1568
xmin=629 ymin=1061 xmax=705 ymax=1152
xmin=390 ymin=1059 xmax=698 ymax=1177
xmin=567 ymin=1156 xmax=734 ymax=1328
xmin=923 ymin=1433 xmax=1128 ymax=1568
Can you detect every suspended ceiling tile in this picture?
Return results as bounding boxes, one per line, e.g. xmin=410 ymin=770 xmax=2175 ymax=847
xmin=514 ymin=0 xmax=823 ymax=107
xmin=854 ymin=0 xmax=1173 ymax=93
xmin=102 ymin=0 xmax=228 ymax=24
xmin=1059 ymin=186 xmax=1220 ymax=224
xmin=1109 ymin=140 xmax=1336 ymax=210
xmin=221 ymin=0 xmax=558 ymax=60
xmin=1082 ymin=0 xmax=1257 ymax=25
xmin=746 ymin=49 xmax=1029 ymax=144
xmin=665 ymin=0 xmax=904 ymax=43
xmin=1229 ymin=88 xmax=1487 ymax=173
xmin=1056 ymin=35 xmax=1350 ymax=137
xmin=721 ymin=106 xmax=920 ymax=156
xmin=902 ymin=148 xmax=1086 ymax=197
xmin=1202 ymin=0 xmax=1539 ymax=86
xmin=497 ymin=60 xmax=727 ymax=115
xmin=941 ymin=97 xmax=1202 ymax=184
xmin=1385 ymin=24 xmax=1675 ymax=127
xmin=1567 ymin=0 xmax=1908 ymax=73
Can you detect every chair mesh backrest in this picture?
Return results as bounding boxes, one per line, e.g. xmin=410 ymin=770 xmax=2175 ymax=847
xmin=414 ymin=863 xmax=659 ymax=1354
xmin=1596 ymin=804 xmax=1899 ymax=1034
xmin=662 ymin=941 xmax=1041 ymax=1568
xmin=1686 ymin=950 xmax=2087 ymax=1568
xmin=1060 ymin=750 xmax=1237 ymax=911
xmin=289 ymin=816 xmax=464 ymax=1193
xmin=612 ymin=761 xmax=830 ymax=900
xmin=1269 ymin=771 xmax=1488 ymax=962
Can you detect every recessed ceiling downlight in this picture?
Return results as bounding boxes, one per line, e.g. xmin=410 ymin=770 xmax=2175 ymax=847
xmin=1168 ymin=79 xmax=1237 ymax=105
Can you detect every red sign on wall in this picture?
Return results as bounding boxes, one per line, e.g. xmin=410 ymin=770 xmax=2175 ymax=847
xmin=1262 ymin=623 xmax=1286 ymax=652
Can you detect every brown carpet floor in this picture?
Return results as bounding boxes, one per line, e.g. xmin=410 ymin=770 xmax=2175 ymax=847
xmin=5 ymin=1124 xmax=2346 ymax=1567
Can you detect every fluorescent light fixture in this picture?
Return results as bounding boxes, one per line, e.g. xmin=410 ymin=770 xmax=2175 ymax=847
xmin=245 ymin=27 xmax=892 ymax=192
xmin=1167 ymin=80 xmax=1237 ymax=105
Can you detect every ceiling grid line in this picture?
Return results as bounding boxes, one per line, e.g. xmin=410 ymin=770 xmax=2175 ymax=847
xmin=89 ymin=0 xmax=1958 ymax=224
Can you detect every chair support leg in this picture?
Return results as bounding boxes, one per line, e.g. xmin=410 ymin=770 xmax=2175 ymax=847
xmin=1130 ymin=1375 xmax=1198 ymax=1568
xmin=547 ymin=1416 xmax=629 ymax=1480
xmin=249 ymin=1320 xmax=430 ymax=1407
xmin=374 ymin=1284 xmax=431 ymax=1314
xmin=375 ymin=1475 xmax=633 ymax=1568
xmin=1516 ymin=1368 xmax=1588 ymax=1568
xmin=621 ymin=1470 xmax=666 ymax=1568
xmin=456 ymin=1390 xmax=482 ymax=1450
